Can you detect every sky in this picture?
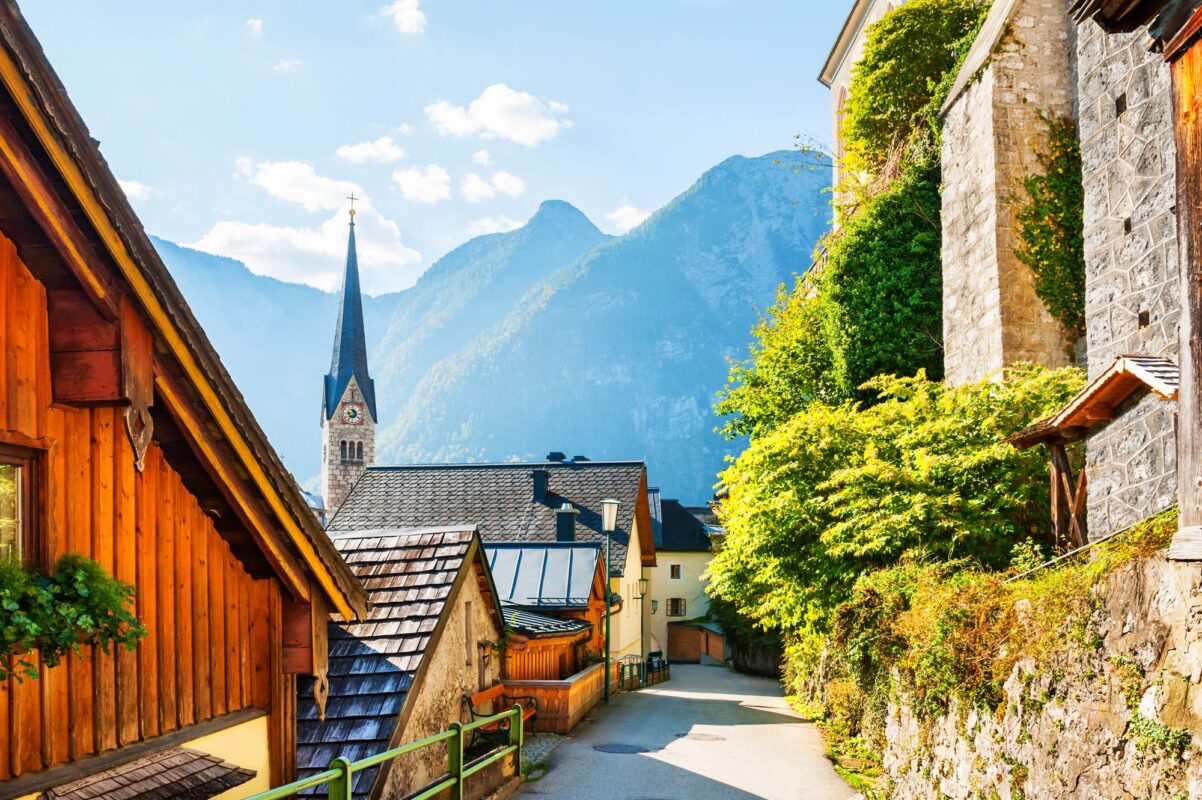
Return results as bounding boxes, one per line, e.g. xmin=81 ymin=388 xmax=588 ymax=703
xmin=24 ymin=1 xmax=847 ymax=296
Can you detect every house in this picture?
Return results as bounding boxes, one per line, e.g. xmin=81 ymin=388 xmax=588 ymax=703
xmin=326 ymin=455 xmax=657 ymax=661
xmin=647 ymin=500 xmax=717 ymax=660
xmin=296 ymin=527 xmax=509 ymax=800
xmin=485 ymin=542 xmax=608 ymax=676
xmin=0 ymin=3 xmax=368 ymax=798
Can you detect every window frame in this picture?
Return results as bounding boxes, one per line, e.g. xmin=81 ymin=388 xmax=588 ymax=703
xmin=666 ymin=598 xmax=686 ymax=618
xmin=0 ymin=443 xmax=40 ymax=568
xmin=669 ymin=563 xmax=682 ymax=580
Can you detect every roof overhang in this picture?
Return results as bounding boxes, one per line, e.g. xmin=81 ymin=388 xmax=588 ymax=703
xmin=0 ymin=3 xmax=367 ymax=620
xmin=1009 ymin=355 xmax=1178 ymax=449
xmin=819 ymin=0 xmax=874 ymax=87
xmin=1071 ymin=0 xmax=1202 ymax=59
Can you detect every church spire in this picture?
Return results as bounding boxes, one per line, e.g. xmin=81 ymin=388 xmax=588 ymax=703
xmin=323 ymin=202 xmax=377 ymax=422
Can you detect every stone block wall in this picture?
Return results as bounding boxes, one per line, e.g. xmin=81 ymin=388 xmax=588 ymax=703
xmin=883 ymin=555 xmax=1202 ymax=800
xmin=320 ymin=376 xmax=376 ymax=519
xmin=1078 ymin=21 xmax=1179 ymax=538
xmin=941 ymin=0 xmax=1075 ymax=386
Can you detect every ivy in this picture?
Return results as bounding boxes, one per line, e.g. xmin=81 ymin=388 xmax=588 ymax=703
xmin=0 ymin=554 xmax=146 ymax=681
xmin=1014 ymin=117 xmax=1086 ymax=341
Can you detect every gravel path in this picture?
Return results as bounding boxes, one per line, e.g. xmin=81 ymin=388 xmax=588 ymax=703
xmin=514 ymin=664 xmax=855 ymax=800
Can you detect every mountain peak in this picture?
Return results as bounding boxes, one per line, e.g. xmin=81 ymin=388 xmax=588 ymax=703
xmin=525 ymin=199 xmax=599 ymax=233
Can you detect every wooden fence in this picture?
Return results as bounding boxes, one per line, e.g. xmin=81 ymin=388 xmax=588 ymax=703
xmin=501 ymin=661 xmax=617 ymax=735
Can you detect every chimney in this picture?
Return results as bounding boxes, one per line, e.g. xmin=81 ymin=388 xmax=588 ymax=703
xmin=533 ymin=469 xmax=548 ymax=503
xmin=555 ymin=502 xmax=580 ymax=542
xmin=547 ymin=451 xmax=566 ymax=463
xmin=571 ymin=455 xmax=590 ymax=462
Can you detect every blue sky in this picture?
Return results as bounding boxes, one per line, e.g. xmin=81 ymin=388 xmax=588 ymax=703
xmin=24 ymin=1 xmax=846 ymax=295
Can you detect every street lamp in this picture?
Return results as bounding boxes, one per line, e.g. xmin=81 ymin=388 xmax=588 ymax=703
xmin=637 ymin=578 xmax=649 ymax=599
xmin=600 ymin=498 xmax=620 ymax=704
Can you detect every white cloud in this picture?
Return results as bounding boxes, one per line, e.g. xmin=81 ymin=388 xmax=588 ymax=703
xmin=605 ymin=201 xmax=652 ymax=234
xmin=192 ymin=206 xmax=421 ymax=295
xmin=237 ymin=159 xmax=359 ymax=212
xmin=459 ymin=170 xmax=526 ymax=203
xmin=424 ymin=83 xmax=571 ymax=147
xmin=460 ymin=173 xmax=495 ymax=203
xmin=380 ymin=0 xmax=426 ymax=34
xmin=490 ymin=170 xmax=525 ymax=198
xmin=471 ymin=149 xmax=492 ymax=166
xmin=467 ymin=216 xmax=522 ymax=237
xmin=245 ymin=18 xmax=263 ymax=35
xmin=272 ymin=58 xmax=303 ymax=73
xmin=117 ymin=179 xmax=155 ymax=202
xmin=394 ymin=122 xmax=416 ymax=136
xmin=336 ymin=136 xmax=407 ymax=164
xmin=392 ymin=164 xmax=451 ymax=203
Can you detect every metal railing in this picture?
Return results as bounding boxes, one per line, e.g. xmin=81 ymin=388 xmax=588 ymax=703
xmin=243 ymin=704 xmax=524 ymax=800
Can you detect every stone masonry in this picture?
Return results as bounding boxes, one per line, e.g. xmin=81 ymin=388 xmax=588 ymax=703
xmin=941 ymin=0 xmax=1075 ymax=386
xmin=1077 ymin=20 xmax=1179 ymax=539
xmin=320 ymin=376 xmax=375 ymax=519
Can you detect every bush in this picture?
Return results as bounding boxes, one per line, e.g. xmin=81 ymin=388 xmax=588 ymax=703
xmin=0 ymin=554 xmax=145 ymax=681
xmin=1015 ymin=117 xmax=1086 ymax=341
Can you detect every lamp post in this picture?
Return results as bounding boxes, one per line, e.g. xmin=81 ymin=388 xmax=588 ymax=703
xmin=601 ymin=498 xmax=620 ymax=704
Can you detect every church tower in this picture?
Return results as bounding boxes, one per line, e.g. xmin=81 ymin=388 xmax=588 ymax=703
xmin=320 ymin=205 xmax=376 ymax=518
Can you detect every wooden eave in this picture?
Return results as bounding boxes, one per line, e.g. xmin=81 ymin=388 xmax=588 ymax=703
xmin=635 ymin=470 xmax=657 ymax=567
xmin=0 ymin=2 xmax=367 ymax=621
xmin=818 ymin=0 xmax=874 ymax=87
xmin=1009 ymin=355 xmax=1179 ymax=449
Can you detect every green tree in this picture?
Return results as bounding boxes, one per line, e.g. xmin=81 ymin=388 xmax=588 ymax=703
xmin=716 ymin=279 xmax=841 ymax=438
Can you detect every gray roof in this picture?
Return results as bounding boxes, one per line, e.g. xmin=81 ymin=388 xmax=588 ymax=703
xmin=296 ymin=527 xmax=480 ymax=799
xmin=328 ymin=460 xmax=648 ymax=576
xmin=502 ymin=606 xmax=591 ymax=639
xmin=485 ymin=542 xmax=601 ymax=609
xmin=660 ymin=500 xmax=713 ymax=552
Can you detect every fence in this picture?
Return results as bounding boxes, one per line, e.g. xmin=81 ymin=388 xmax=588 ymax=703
xmin=242 ymin=704 xmax=524 ymax=800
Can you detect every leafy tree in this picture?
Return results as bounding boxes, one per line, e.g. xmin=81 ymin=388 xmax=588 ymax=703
xmin=715 ymin=279 xmax=841 ymax=438
xmin=822 ymin=161 xmax=945 ymax=399
xmin=840 ymin=0 xmax=990 ymax=177
xmin=705 ymin=365 xmax=1083 ymax=639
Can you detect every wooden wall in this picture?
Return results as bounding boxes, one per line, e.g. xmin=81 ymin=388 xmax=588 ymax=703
xmin=505 ymin=638 xmax=578 ymax=681
xmin=0 ymin=235 xmax=281 ymax=781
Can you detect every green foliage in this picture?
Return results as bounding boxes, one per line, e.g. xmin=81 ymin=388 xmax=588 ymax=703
xmin=715 ymin=280 xmax=840 ymax=438
xmin=840 ymin=0 xmax=990 ymax=178
xmin=822 ymin=162 xmax=945 ymax=398
xmin=706 ymin=364 xmax=1083 ymax=639
xmin=1014 ymin=117 xmax=1086 ymax=340
xmin=0 ymin=554 xmax=146 ymax=681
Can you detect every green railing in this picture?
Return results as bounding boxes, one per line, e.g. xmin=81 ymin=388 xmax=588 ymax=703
xmin=243 ymin=704 xmax=524 ymax=800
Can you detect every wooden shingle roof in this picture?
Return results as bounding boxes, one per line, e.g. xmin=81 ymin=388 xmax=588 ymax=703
xmin=296 ymin=527 xmax=497 ymax=800
xmin=1010 ymin=355 xmax=1178 ymax=449
xmin=327 ymin=461 xmax=655 ymax=576
xmin=40 ymin=747 xmax=254 ymax=800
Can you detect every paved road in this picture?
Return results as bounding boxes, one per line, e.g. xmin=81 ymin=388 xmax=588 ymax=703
xmin=514 ymin=664 xmax=855 ymax=800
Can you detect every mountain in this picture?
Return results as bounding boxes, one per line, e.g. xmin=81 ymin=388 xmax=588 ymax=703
xmin=374 ymin=151 xmax=831 ymax=501
xmin=152 ymin=237 xmax=402 ymax=480
xmin=154 ymin=150 xmax=831 ymax=501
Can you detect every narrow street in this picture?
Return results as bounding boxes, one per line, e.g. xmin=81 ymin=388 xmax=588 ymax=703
xmin=515 ymin=664 xmax=855 ymax=800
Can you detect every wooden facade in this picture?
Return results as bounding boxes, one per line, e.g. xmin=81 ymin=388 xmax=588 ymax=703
xmin=0 ymin=4 xmax=367 ymax=797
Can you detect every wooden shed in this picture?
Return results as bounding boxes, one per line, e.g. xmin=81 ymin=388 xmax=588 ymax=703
xmin=0 ymin=4 xmax=368 ymax=797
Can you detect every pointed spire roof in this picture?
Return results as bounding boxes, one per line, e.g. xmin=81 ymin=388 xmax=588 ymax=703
xmin=324 ymin=214 xmax=377 ymax=421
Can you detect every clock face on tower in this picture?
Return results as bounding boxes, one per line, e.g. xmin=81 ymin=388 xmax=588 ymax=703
xmin=341 ymin=403 xmax=365 ymax=425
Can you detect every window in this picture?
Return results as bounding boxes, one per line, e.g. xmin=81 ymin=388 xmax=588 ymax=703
xmin=666 ymin=598 xmax=686 ymax=617
xmin=464 ymin=601 xmax=474 ymax=667
xmin=669 ymin=564 xmax=682 ymax=580
xmin=339 ymin=440 xmax=347 ymax=461
xmin=0 ymin=446 xmax=36 ymax=564
xmin=356 ymin=441 xmax=364 ymax=462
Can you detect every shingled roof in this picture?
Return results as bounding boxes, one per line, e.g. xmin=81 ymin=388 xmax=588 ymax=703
xmin=660 ymin=499 xmax=713 ymax=552
xmin=296 ymin=527 xmax=501 ymax=800
xmin=41 ymin=747 xmax=254 ymax=800
xmin=327 ymin=460 xmax=655 ymax=576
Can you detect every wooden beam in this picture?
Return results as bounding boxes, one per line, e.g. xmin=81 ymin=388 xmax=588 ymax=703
xmin=0 ymin=114 xmax=116 ymax=320
xmin=153 ymin=367 xmax=310 ymax=605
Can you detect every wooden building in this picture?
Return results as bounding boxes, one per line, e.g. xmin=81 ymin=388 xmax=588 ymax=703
xmin=0 ymin=4 xmax=369 ymax=798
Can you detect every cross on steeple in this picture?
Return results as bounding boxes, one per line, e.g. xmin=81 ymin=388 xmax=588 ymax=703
xmin=346 ymin=192 xmax=358 ymax=219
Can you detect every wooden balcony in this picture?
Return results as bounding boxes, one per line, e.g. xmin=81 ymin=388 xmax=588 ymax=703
xmin=501 ymin=661 xmax=619 ymax=735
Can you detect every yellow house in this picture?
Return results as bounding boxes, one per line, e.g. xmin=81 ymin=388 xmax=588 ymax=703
xmin=647 ymin=498 xmax=719 ymax=660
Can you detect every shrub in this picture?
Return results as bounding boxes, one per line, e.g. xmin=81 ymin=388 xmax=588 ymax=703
xmin=1014 ymin=117 xmax=1086 ymax=341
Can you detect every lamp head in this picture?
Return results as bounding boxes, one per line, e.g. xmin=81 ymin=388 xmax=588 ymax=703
xmin=600 ymin=498 xmax=621 ymax=533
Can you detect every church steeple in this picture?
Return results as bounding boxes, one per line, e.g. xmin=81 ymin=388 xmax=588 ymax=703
xmin=321 ymin=202 xmax=377 ymax=521
xmin=323 ymin=205 xmax=377 ymax=422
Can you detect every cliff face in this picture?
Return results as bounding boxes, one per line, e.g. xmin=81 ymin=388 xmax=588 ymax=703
xmin=882 ymin=554 xmax=1202 ymax=799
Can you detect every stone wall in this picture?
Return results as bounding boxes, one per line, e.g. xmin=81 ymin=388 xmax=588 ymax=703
xmin=1078 ymin=20 xmax=1179 ymax=540
xmin=320 ymin=376 xmax=375 ymax=519
xmin=941 ymin=0 xmax=1075 ymax=385
xmin=882 ymin=554 xmax=1202 ymax=800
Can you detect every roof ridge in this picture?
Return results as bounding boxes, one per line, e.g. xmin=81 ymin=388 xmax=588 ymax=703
xmin=363 ymin=460 xmax=646 ymax=471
